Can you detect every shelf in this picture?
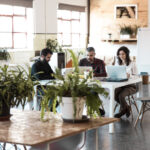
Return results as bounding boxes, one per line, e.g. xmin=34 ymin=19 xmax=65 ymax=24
xmin=101 ymin=38 xmax=137 ymax=44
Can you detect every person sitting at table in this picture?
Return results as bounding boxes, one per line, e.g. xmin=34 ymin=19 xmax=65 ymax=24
xmin=79 ymin=47 xmax=106 ymax=116
xmin=31 ymin=48 xmax=55 ymax=110
xmin=79 ymin=47 xmax=107 ymax=77
xmin=31 ymin=48 xmax=55 ymax=80
xmin=114 ymin=46 xmax=138 ymax=118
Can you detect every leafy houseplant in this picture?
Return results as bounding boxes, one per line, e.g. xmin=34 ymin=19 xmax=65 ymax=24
xmin=40 ymin=50 xmax=108 ymax=121
xmin=0 ymin=65 xmax=38 ymax=120
xmin=0 ymin=48 xmax=10 ymax=60
xmin=46 ymin=39 xmax=63 ymax=53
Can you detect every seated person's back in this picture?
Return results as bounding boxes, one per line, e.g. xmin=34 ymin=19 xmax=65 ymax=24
xmin=79 ymin=47 xmax=107 ymax=77
xmin=31 ymin=48 xmax=55 ymax=80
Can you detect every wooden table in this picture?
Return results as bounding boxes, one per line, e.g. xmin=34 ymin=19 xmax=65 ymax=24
xmin=32 ymin=76 xmax=141 ymax=134
xmin=0 ymin=110 xmax=118 ymax=150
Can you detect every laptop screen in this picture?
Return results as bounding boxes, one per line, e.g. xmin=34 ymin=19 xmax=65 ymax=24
xmin=106 ymin=66 xmax=127 ymax=79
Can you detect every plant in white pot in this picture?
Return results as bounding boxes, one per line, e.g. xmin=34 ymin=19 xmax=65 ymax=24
xmin=0 ymin=65 xmax=38 ymax=121
xmin=40 ymin=50 xmax=108 ymax=121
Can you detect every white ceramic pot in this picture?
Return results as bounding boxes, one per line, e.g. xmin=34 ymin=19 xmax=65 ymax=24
xmin=120 ymin=34 xmax=130 ymax=39
xmin=61 ymin=97 xmax=85 ymax=120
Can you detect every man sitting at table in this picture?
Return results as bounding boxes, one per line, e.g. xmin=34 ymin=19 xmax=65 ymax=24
xmin=79 ymin=47 xmax=107 ymax=77
xmin=31 ymin=48 xmax=55 ymax=80
xmin=31 ymin=48 xmax=55 ymax=110
xmin=79 ymin=47 xmax=107 ymax=116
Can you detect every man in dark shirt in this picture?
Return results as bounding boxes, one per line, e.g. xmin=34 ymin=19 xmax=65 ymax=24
xmin=79 ymin=47 xmax=107 ymax=77
xmin=31 ymin=48 xmax=55 ymax=80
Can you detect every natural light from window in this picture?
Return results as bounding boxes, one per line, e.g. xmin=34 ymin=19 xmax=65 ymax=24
xmin=57 ymin=9 xmax=86 ymax=48
xmin=0 ymin=4 xmax=33 ymax=49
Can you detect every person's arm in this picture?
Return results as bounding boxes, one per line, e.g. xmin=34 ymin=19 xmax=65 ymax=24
xmin=93 ymin=60 xmax=107 ymax=77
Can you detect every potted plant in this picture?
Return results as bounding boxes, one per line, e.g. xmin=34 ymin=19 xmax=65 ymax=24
xmin=0 ymin=65 xmax=38 ymax=121
xmin=40 ymin=50 xmax=108 ymax=121
xmin=0 ymin=48 xmax=10 ymax=61
xmin=120 ymin=25 xmax=133 ymax=39
xmin=46 ymin=39 xmax=65 ymax=69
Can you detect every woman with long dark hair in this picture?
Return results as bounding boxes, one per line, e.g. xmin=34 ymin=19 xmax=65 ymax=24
xmin=114 ymin=46 xmax=137 ymax=118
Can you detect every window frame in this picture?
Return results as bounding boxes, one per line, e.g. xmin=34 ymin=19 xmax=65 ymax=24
xmin=0 ymin=6 xmax=28 ymax=49
xmin=57 ymin=10 xmax=84 ymax=47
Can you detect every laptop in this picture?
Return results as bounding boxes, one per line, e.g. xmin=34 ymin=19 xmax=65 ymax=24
xmin=102 ymin=66 xmax=128 ymax=82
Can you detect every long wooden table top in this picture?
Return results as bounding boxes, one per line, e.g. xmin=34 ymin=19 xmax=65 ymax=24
xmin=0 ymin=110 xmax=119 ymax=146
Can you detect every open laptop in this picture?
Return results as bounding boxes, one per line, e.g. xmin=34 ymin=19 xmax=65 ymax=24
xmin=102 ymin=66 xmax=128 ymax=82
xmin=62 ymin=66 xmax=93 ymax=76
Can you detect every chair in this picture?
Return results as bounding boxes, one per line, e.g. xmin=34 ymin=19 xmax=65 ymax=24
xmin=134 ymin=98 xmax=150 ymax=127
xmin=114 ymin=94 xmax=139 ymax=120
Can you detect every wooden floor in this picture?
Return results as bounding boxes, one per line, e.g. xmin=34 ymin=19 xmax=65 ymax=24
xmin=50 ymin=111 xmax=150 ymax=150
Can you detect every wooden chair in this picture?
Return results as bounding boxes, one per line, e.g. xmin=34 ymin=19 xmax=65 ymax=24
xmin=114 ymin=94 xmax=139 ymax=120
xmin=134 ymin=98 xmax=150 ymax=127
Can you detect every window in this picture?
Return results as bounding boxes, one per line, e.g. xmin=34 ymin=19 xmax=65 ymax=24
xmin=57 ymin=9 xmax=86 ymax=48
xmin=0 ymin=4 xmax=33 ymax=49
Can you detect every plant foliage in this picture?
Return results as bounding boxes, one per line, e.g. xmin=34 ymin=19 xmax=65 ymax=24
xmin=0 ymin=65 xmax=38 ymax=115
xmin=46 ymin=39 xmax=63 ymax=53
xmin=40 ymin=50 xmax=108 ymax=120
xmin=0 ymin=48 xmax=10 ymax=60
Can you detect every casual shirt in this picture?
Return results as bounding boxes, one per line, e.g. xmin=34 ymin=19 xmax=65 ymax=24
xmin=79 ymin=58 xmax=107 ymax=77
xmin=31 ymin=59 xmax=55 ymax=80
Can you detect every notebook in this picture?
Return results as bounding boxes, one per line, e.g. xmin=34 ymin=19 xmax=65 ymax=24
xmin=102 ymin=66 xmax=128 ymax=82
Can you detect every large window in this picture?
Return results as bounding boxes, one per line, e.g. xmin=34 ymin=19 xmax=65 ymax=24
xmin=57 ymin=9 xmax=86 ymax=48
xmin=0 ymin=4 xmax=33 ymax=49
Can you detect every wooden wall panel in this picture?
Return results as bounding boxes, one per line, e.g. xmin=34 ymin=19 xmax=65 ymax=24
xmin=90 ymin=0 xmax=148 ymax=40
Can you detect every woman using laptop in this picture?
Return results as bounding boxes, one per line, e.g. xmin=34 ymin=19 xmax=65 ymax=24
xmin=114 ymin=46 xmax=137 ymax=118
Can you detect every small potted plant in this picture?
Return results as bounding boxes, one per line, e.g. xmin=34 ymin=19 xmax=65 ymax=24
xmin=0 ymin=48 xmax=10 ymax=61
xmin=120 ymin=25 xmax=133 ymax=39
xmin=40 ymin=50 xmax=108 ymax=121
xmin=0 ymin=65 xmax=38 ymax=121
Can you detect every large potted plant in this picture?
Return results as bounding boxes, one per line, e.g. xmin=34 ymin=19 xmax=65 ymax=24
xmin=0 ymin=65 xmax=38 ymax=120
xmin=46 ymin=39 xmax=65 ymax=69
xmin=40 ymin=50 xmax=108 ymax=121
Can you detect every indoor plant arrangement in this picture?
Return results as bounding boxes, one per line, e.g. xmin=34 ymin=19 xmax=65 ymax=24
xmin=0 ymin=48 xmax=10 ymax=61
xmin=120 ymin=25 xmax=133 ymax=39
xmin=120 ymin=25 xmax=139 ymax=39
xmin=40 ymin=50 xmax=108 ymax=121
xmin=0 ymin=65 xmax=38 ymax=120
xmin=46 ymin=39 xmax=63 ymax=53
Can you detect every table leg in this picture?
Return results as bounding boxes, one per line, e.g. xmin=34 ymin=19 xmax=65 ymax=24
xmin=33 ymin=86 xmax=38 ymax=111
xmin=109 ymin=87 xmax=115 ymax=133
xmin=96 ymin=129 xmax=98 ymax=150
xmin=29 ymin=142 xmax=50 ymax=150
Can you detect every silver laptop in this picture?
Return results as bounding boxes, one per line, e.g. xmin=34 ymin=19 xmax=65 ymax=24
xmin=103 ymin=66 xmax=128 ymax=82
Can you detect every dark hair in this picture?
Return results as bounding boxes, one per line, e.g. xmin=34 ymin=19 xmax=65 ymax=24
xmin=87 ymin=47 xmax=95 ymax=53
xmin=40 ymin=48 xmax=53 ymax=56
xmin=117 ymin=46 xmax=131 ymax=66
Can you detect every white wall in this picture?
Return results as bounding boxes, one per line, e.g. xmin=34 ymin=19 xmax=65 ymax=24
xmin=33 ymin=0 xmax=87 ymax=34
